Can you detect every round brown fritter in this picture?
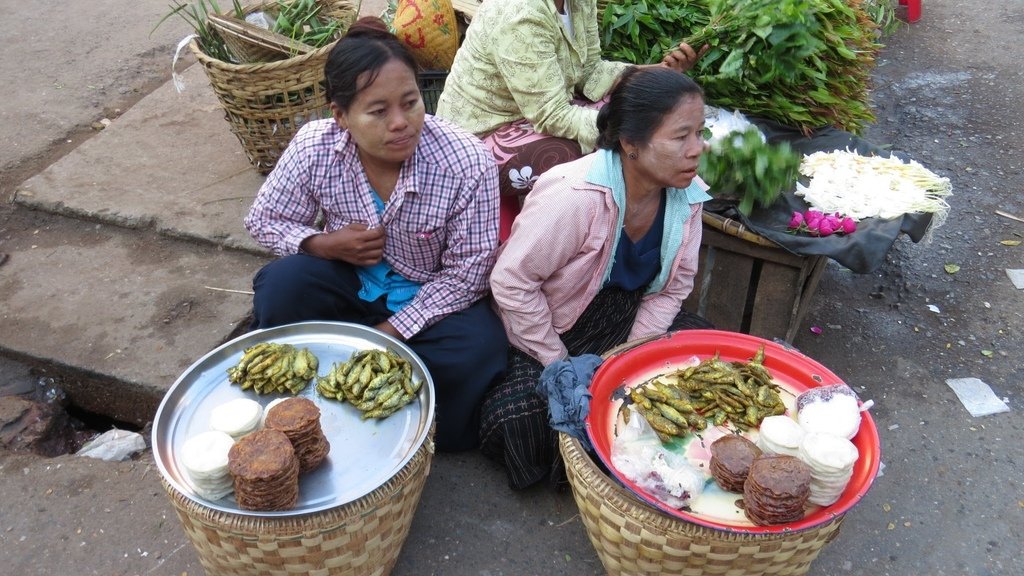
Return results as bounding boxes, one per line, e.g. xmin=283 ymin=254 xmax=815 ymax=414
xmin=746 ymin=454 xmax=812 ymax=498
xmin=742 ymin=455 xmax=813 ymax=526
xmin=227 ymin=428 xmax=297 ymax=480
xmin=709 ymin=434 xmax=763 ymax=492
xmin=294 ymin=436 xmax=331 ymax=473
xmin=264 ymin=396 xmax=330 ymax=473
xmin=264 ymin=397 xmax=320 ymax=433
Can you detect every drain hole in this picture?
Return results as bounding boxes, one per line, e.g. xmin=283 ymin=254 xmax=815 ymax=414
xmin=67 ymin=403 xmax=142 ymax=434
xmin=1 ymin=375 xmax=142 ymax=457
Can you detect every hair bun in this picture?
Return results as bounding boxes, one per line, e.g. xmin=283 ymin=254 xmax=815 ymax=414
xmin=345 ymin=16 xmax=391 ymax=37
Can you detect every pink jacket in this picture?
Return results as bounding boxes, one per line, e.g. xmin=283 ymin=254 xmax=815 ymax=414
xmin=490 ymin=152 xmax=706 ymax=366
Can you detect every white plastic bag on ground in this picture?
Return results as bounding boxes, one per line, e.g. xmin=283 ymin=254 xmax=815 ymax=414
xmin=76 ymin=428 xmax=147 ymax=462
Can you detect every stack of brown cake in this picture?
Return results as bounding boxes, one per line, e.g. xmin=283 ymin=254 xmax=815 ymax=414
xmin=264 ymin=397 xmax=330 ymax=473
xmin=228 ymin=428 xmax=300 ymax=511
xmin=709 ymin=434 xmax=763 ymax=492
xmin=743 ymin=454 xmax=812 ymax=525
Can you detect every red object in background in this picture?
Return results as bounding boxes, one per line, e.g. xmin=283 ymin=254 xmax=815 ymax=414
xmin=586 ymin=330 xmax=881 ymax=534
xmin=899 ymin=0 xmax=922 ymax=22
xmin=498 ymin=194 xmax=521 ymax=243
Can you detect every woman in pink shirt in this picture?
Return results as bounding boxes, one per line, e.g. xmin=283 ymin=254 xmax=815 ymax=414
xmin=483 ymin=67 xmax=713 ymax=489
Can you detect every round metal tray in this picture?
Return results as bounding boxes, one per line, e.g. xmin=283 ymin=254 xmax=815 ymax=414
xmin=152 ymin=321 xmax=435 ymax=517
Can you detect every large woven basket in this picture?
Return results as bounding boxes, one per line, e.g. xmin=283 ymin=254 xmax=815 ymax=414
xmin=190 ymin=0 xmax=361 ymax=174
xmin=208 ymin=12 xmax=316 ymax=64
xmin=164 ymin=431 xmax=433 ymax=576
xmin=559 ymin=433 xmax=844 ymax=576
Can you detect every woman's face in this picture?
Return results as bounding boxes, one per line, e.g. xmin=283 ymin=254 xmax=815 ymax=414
xmin=633 ymin=95 xmax=707 ymax=189
xmin=332 ymin=58 xmax=425 ymax=166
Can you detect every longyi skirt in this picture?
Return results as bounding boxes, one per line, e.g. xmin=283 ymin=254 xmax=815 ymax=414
xmin=479 ymin=288 xmax=712 ymax=489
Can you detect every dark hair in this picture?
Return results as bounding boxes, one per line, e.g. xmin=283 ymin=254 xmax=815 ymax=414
xmin=595 ymin=67 xmax=704 ymax=151
xmin=324 ymin=17 xmax=419 ymax=110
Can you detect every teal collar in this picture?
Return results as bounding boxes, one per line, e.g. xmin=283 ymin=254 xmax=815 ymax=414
xmin=587 ymin=149 xmax=710 ymax=293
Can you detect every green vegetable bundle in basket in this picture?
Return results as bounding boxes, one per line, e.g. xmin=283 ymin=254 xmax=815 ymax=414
xmin=166 ymin=0 xmax=361 ymax=174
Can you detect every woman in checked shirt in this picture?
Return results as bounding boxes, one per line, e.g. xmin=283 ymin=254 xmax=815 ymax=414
xmin=244 ymin=18 xmax=508 ymax=452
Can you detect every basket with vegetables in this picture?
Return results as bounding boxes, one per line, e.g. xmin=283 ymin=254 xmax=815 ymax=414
xmin=159 ymin=0 xmax=360 ymax=173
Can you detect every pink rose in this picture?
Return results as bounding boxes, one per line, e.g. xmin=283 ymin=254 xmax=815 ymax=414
xmin=841 ymin=217 xmax=857 ymax=234
xmin=788 ymin=211 xmax=805 ymax=229
xmin=818 ymin=221 xmax=835 ymax=236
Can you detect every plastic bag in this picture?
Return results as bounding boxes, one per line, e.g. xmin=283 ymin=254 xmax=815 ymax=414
xmin=245 ymin=11 xmax=275 ymax=30
xmin=610 ymin=406 xmax=705 ymax=509
xmin=76 ymin=428 xmax=147 ymax=462
xmin=704 ymin=105 xmax=764 ymax=146
xmin=796 ymin=383 xmax=865 ymax=439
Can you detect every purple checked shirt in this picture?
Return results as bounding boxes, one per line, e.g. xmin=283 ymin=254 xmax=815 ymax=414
xmin=244 ymin=116 xmax=501 ymax=338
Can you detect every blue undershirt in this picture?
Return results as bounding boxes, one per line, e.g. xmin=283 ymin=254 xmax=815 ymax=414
xmin=606 ymin=191 xmax=667 ymax=291
xmin=356 ymin=191 xmax=422 ymax=312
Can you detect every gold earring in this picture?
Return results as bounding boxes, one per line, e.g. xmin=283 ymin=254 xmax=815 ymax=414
xmin=628 ymin=151 xmax=638 ymax=160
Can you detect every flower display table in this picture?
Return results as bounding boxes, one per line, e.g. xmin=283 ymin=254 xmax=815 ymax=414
xmin=682 ymin=212 xmax=828 ymax=343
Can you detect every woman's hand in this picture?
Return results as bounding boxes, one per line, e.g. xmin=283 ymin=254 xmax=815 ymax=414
xmin=373 ymin=320 xmax=405 ymax=341
xmin=301 ymin=223 xmax=386 ymax=265
xmin=661 ymin=42 xmax=710 ymax=73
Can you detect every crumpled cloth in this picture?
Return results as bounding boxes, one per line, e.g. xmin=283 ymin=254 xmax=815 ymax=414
xmin=536 ymin=354 xmax=603 ymax=451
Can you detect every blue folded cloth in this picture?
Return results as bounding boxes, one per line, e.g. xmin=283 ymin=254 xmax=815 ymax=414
xmin=536 ymin=354 xmax=603 ymax=450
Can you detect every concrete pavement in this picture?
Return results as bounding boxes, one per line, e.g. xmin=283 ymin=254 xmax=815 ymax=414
xmin=5 ymin=65 xmax=269 ymax=423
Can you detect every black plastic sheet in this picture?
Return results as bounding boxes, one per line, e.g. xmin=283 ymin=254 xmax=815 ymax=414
xmin=704 ymin=117 xmax=934 ymax=274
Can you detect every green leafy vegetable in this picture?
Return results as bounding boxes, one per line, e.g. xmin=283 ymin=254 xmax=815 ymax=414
xmin=272 ymin=0 xmax=343 ymax=47
xmin=152 ymin=0 xmax=245 ymax=62
xmin=699 ymin=128 xmax=801 ymax=216
xmin=153 ymin=0 xmax=342 ymax=63
xmin=600 ymin=0 xmax=883 ymax=135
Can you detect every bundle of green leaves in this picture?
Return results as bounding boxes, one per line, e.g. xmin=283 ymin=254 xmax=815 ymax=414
xmin=600 ymin=0 xmax=883 ymax=134
xmin=154 ymin=0 xmax=246 ymax=62
xmin=698 ymin=127 xmax=801 ymax=216
xmin=154 ymin=0 xmax=342 ymax=63
xmin=272 ymin=0 xmax=343 ymax=47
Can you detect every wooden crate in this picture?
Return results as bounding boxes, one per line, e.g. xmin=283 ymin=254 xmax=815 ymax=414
xmin=683 ymin=214 xmax=827 ymax=343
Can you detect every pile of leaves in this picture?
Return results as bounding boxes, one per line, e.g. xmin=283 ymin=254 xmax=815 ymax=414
xmin=600 ymin=0 xmax=884 ymax=135
xmin=155 ymin=0 xmax=343 ymax=63
xmin=268 ymin=0 xmax=344 ymax=47
xmin=698 ymin=127 xmax=801 ymax=215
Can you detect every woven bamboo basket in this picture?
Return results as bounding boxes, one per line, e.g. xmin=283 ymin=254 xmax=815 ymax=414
xmin=164 ymin=431 xmax=433 ymax=576
xmin=208 ymin=12 xmax=316 ymax=64
xmin=559 ymin=433 xmax=844 ymax=576
xmin=190 ymin=0 xmax=361 ymax=174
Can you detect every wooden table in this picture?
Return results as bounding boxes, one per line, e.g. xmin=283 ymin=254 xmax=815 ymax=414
xmin=682 ymin=212 xmax=828 ymax=343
